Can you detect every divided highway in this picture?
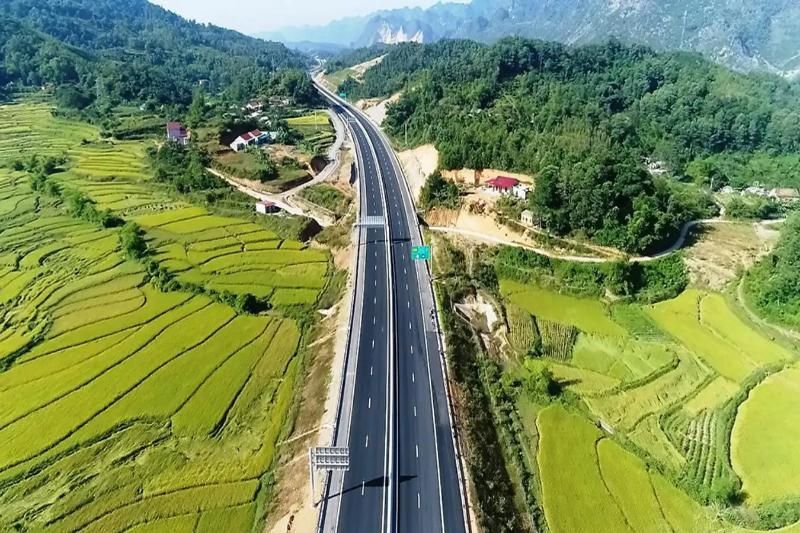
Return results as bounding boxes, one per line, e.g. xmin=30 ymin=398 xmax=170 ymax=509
xmin=316 ymin=81 xmax=468 ymax=533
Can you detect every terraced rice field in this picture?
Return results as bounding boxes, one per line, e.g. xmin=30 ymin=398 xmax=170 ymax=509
xmin=732 ymin=366 xmax=800 ymax=503
xmin=0 ymin=102 xmax=331 ymax=530
xmin=500 ymin=280 xmax=627 ymax=337
xmin=536 ymin=405 xmax=711 ymax=533
xmin=502 ymin=276 xmax=800 ymax=526
xmin=646 ymin=290 xmax=789 ymax=382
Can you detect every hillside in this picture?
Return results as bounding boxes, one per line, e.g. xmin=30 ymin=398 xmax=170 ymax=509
xmin=331 ymin=38 xmax=800 ymax=253
xmin=0 ymin=0 xmax=306 ymax=105
xmin=267 ymin=0 xmax=800 ymax=78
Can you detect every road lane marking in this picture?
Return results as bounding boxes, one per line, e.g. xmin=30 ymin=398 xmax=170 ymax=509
xmin=414 ymin=405 xmax=417 ymax=417
xmin=407 ymin=301 xmax=410 ymax=309
xmin=411 ymin=345 xmax=414 ymax=354
xmin=368 ymin=397 xmax=371 ymax=409
xmin=362 ymin=481 xmax=366 ymax=496
xmin=409 ymin=322 xmax=412 ymax=330
xmin=412 ymin=372 xmax=415 ymax=383
xmin=373 ymin=316 xmax=376 ymax=325
xmin=416 ymin=444 xmax=419 ymax=458
xmin=370 ymin=365 xmax=373 ymax=376
xmin=418 ymin=493 xmax=421 ymax=509
xmin=374 ymin=297 xmax=377 ymax=304
xmin=372 ymin=339 xmax=375 ymax=349
xmin=365 ymin=434 xmax=369 ymax=447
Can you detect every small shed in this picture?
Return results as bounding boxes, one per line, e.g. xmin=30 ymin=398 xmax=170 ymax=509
xmin=521 ymin=210 xmax=535 ymax=227
xmin=255 ymin=200 xmax=280 ymax=215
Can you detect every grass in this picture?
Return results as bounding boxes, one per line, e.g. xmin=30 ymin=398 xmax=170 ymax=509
xmin=0 ymin=100 xmax=331 ymax=531
xmin=500 ymin=279 xmax=627 ymax=337
xmin=732 ymin=366 xmax=800 ymax=504
xmin=298 ymin=183 xmax=350 ymax=216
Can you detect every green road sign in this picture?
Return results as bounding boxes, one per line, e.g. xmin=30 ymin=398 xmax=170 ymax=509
xmin=411 ymin=245 xmax=431 ymax=261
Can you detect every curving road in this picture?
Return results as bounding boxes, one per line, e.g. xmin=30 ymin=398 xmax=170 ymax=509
xmin=315 ymin=81 xmax=468 ymax=533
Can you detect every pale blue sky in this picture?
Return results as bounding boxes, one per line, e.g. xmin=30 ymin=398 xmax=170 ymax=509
xmin=151 ymin=0 xmax=454 ymax=34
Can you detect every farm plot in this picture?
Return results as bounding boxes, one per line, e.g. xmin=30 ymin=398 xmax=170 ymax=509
xmin=0 ymin=102 xmax=330 ymax=531
xmin=732 ymin=366 xmax=800 ymax=504
xmin=141 ymin=210 xmax=328 ymax=304
xmin=536 ymin=405 xmax=710 ymax=533
xmin=571 ymin=334 xmax=676 ymax=383
xmin=648 ymin=290 xmax=766 ymax=382
xmin=500 ymin=279 xmax=627 ymax=337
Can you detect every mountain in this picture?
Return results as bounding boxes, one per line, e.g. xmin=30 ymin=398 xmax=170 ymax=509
xmin=264 ymin=0 xmax=800 ymax=78
xmin=0 ymin=0 xmax=306 ymax=105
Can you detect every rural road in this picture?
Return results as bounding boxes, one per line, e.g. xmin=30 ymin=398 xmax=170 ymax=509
xmin=314 ymin=81 xmax=469 ymax=533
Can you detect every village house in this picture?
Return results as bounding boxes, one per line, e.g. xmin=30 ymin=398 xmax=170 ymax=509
xmin=165 ymin=122 xmax=190 ymax=145
xmin=485 ymin=176 xmax=530 ymax=200
xmin=230 ymin=129 xmax=269 ymax=152
xmin=520 ymin=209 xmax=535 ymax=227
xmin=769 ymin=188 xmax=800 ymax=203
xmin=255 ymin=200 xmax=280 ymax=215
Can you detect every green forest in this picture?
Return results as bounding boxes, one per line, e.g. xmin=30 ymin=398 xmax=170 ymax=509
xmin=335 ymin=39 xmax=800 ymax=252
xmin=0 ymin=0 xmax=307 ymax=107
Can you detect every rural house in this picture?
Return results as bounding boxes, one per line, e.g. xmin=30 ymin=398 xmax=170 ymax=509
xmin=255 ymin=200 xmax=280 ymax=214
xmin=486 ymin=176 xmax=519 ymax=194
xmin=166 ymin=122 xmax=190 ymax=145
xmin=486 ymin=176 xmax=530 ymax=200
xmin=230 ymin=129 xmax=269 ymax=152
xmin=521 ymin=209 xmax=535 ymax=226
xmin=769 ymin=188 xmax=800 ymax=203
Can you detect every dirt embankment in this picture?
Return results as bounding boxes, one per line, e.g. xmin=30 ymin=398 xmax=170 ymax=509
xmin=356 ymin=92 xmax=402 ymax=125
xmin=396 ymin=144 xmax=439 ymax=202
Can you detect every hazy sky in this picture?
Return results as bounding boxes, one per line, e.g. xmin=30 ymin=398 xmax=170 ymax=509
xmin=151 ymin=0 xmax=452 ymax=34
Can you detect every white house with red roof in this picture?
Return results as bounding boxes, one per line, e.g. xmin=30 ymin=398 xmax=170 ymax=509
xmin=230 ymin=129 xmax=269 ymax=152
xmin=486 ymin=176 xmax=530 ymax=200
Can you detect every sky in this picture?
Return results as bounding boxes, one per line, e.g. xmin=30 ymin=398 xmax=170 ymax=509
xmin=150 ymin=0 xmax=451 ymax=34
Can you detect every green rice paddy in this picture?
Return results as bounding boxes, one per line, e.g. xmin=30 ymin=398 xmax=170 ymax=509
xmin=0 ymin=101 xmax=332 ymax=531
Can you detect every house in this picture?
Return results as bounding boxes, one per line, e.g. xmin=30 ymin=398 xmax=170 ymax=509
xmin=166 ymin=122 xmax=190 ymax=145
xmin=769 ymin=188 xmax=800 ymax=203
xmin=244 ymin=99 xmax=263 ymax=113
xmin=520 ymin=209 xmax=535 ymax=227
xmin=230 ymin=129 xmax=269 ymax=152
xmin=255 ymin=200 xmax=280 ymax=215
xmin=742 ymin=186 xmax=768 ymax=198
xmin=719 ymin=185 xmax=735 ymax=194
xmin=485 ymin=176 xmax=519 ymax=195
xmin=512 ymin=183 xmax=530 ymax=200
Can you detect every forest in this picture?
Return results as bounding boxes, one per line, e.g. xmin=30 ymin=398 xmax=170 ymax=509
xmin=0 ymin=0 xmax=306 ymax=107
xmin=335 ymin=39 xmax=800 ymax=252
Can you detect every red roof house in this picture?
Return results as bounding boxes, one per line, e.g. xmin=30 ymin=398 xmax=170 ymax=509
xmin=230 ymin=129 xmax=269 ymax=152
xmin=486 ymin=176 xmax=519 ymax=192
xmin=166 ymin=122 xmax=189 ymax=145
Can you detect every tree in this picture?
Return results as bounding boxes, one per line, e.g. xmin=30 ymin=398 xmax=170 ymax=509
xmin=420 ymin=171 xmax=460 ymax=210
xmin=119 ymin=222 xmax=148 ymax=260
xmin=186 ymin=88 xmax=206 ymax=128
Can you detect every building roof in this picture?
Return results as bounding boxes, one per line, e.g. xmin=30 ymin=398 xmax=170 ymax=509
xmin=257 ymin=200 xmax=275 ymax=207
xmin=486 ymin=176 xmax=519 ymax=190
xmin=239 ymin=129 xmax=264 ymax=142
xmin=166 ymin=122 xmax=187 ymax=138
xmin=771 ymin=188 xmax=800 ymax=198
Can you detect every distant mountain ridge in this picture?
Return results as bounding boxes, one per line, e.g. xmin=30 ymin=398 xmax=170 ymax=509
xmin=260 ymin=0 xmax=800 ymax=78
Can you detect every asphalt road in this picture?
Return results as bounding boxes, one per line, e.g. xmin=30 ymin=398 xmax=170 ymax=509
xmin=318 ymin=85 xmax=467 ymax=533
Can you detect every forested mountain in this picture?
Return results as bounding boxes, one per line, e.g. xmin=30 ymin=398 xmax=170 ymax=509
xmin=267 ymin=0 xmax=800 ymax=78
xmin=0 ymin=0 xmax=306 ymax=106
xmin=335 ymin=38 xmax=800 ymax=253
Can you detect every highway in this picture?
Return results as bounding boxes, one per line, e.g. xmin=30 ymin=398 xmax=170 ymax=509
xmin=316 ymin=81 xmax=468 ymax=533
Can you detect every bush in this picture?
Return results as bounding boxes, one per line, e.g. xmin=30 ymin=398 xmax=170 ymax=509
xmin=420 ymin=171 xmax=460 ymax=210
xmin=119 ymin=222 xmax=148 ymax=260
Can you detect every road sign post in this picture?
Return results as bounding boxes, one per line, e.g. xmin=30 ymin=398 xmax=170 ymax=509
xmin=411 ymin=245 xmax=431 ymax=261
xmin=309 ymin=447 xmax=350 ymax=505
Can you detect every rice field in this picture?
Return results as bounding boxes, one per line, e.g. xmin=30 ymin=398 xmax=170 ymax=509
xmin=646 ymin=290 xmax=789 ymax=382
xmin=536 ymin=405 xmax=710 ymax=533
xmin=0 ymin=102 xmax=332 ymax=530
xmin=500 ymin=279 xmax=627 ymax=337
xmin=732 ymin=366 xmax=800 ymax=504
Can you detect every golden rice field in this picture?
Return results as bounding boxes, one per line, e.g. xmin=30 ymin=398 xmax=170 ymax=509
xmin=501 ymin=277 xmax=800 ymax=531
xmin=0 ymin=102 xmax=332 ymax=531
